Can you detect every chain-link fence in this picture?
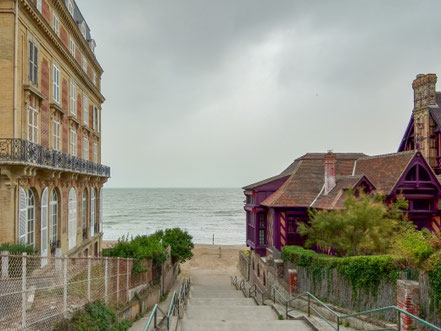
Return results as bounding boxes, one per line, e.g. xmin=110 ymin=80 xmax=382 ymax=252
xmin=0 ymin=251 xmax=153 ymax=330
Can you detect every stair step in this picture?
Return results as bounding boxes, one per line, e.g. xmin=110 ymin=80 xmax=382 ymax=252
xmin=189 ymin=298 xmax=256 ymax=306
xmin=180 ymin=319 xmax=311 ymax=331
xmin=186 ymin=306 xmax=277 ymax=321
xmin=190 ymin=289 xmax=244 ymax=298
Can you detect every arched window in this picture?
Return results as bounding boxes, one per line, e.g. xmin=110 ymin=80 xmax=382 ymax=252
xmin=82 ymin=190 xmax=88 ymax=239
xmin=50 ymin=190 xmax=59 ymax=247
xmin=68 ymin=188 xmax=77 ymax=250
xmin=26 ymin=190 xmax=35 ymax=247
xmin=90 ymin=188 xmax=96 ymax=237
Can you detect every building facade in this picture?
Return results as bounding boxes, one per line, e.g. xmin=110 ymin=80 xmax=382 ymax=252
xmin=244 ymin=73 xmax=441 ymax=257
xmin=0 ymin=0 xmax=110 ymax=257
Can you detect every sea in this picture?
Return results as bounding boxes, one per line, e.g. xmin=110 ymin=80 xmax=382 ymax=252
xmin=102 ymin=188 xmax=245 ymax=245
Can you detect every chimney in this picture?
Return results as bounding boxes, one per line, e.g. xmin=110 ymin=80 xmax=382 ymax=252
xmin=324 ymin=150 xmax=336 ymax=195
xmin=412 ymin=73 xmax=437 ymax=111
xmin=412 ymin=73 xmax=438 ymax=167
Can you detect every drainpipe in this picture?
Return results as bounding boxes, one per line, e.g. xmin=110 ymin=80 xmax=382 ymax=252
xmin=13 ymin=0 xmax=19 ymax=138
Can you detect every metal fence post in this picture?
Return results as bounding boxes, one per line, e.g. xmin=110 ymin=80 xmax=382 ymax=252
xmin=126 ymin=259 xmax=129 ymax=303
xmin=104 ymin=257 xmax=108 ymax=305
xmin=1 ymin=251 xmax=9 ymax=279
xmin=116 ymin=257 xmax=120 ymax=306
xmin=397 ymin=311 xmax=401 ymax=331
xmin=307 ymin=296 xmax=311 ymax=317
xmin=63 ymin=255 xmax=67 ymax=317
xmin=21 ymin=252 xmax=27 ymax=329
xmin=87 ymin=256 xmax=91 ymax=301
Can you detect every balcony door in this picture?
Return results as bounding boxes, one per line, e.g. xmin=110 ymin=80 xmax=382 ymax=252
xmin=41 ymin=188 xmax=48 ymax=267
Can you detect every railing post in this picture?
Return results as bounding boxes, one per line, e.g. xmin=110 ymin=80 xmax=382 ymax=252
xmin=87 ymin=256 xmax=91 ymax=301
xmin=273 ymin=288 xmax=275 ymax=303
xmin=21 ymin=252 xmax=27 ymax=329
xmin=285 ymin=300 xmax=288 ymax=319
xmin=307 ymin=296 xmax=311 ymax=317
xmin=154 ymin=308 xmax=157 ymax=328
xmin=116 ymin=257 xmax=120 ymax=306
xmin=1 ymin=251 xmax=9 ymax=279
xmin=104 ymin=257 xmax=108 ymax=305
xmin=63 ymin=255 xmax=67 ymax=317
xmin=337 ymin=316 xmax=340 ymax=331
xmin=397 ymin=310 xmax=401 ymax=331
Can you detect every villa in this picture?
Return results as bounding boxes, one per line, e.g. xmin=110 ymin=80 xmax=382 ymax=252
xmin=244 ymin=73 xmax=441 ymax=257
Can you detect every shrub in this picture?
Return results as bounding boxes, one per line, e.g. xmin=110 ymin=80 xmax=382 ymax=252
xmin=389 ymin=228 xmax=433 ymax=267
xmin=158 ymin=228 xmax=194 ymax=263
xmin=0 ymin=243 xmax=34 ymax=255
xmin=52 ymin=302 xmax=131 ymax=331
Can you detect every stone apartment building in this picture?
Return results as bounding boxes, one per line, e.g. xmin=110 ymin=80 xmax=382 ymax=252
xmin=0 ymin=0 xmax=110 ymax=257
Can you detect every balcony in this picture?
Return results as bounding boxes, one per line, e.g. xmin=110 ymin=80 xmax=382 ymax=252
xmin=0 ymin=138 xmax=110 ymax=177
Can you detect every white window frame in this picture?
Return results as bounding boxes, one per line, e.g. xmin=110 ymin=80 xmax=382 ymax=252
xmin=68 ymin=188 xmax=77 ymax=250
xmin=70 ymin=81 xmax=76 ymax=116
xmin=97 ymin=108 xmax=100 ymax=133
xmin=83 ymin=95 xmax=89 ymax=125
xmin=26 ymin=189 xmax=35 ymax=247
xmin=52 ymin=64 xmax=60 ymax=103
xmin=29 ymin=40 xmax=38 ymax=85
xmin=93 ymin=143 xmax=98 ymax=163
xmin=83 ymin=137 xmax=89 ymax=160
xmin=80 ymin=21 xmax=87 ymax=39
xmin=82 ymin=190 xmax=88 ymax=231
xmin=92 ymin=106 xmax=96 ymax=130
xmin=53 ymin=119 xmax=60 ymax=151
xmin=93 ymin=71 xmax=96 ymax=86
xmin=52 ymin=13 xmax=60 ymax=36
xmin=70 ymin=129 xmax=77 ymax=156
xmin=28 ymin=106 xmax=38 ymax=143
xmin=90 ymin=189 xmax=95 ymax=237
xmin=69 ymin=37 xmax=75 ymax=56
xmin=50 ymin=190 xmax=59 ymax=245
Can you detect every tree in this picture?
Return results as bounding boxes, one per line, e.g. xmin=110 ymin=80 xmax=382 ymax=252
xmin=298 ymin=191 xmax=412 ymax=256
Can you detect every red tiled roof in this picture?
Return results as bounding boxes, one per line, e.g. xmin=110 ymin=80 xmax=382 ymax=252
xmin=261 ymin=153 xmax=366 ymax=207
xmin=353 ymin=151 xmax=416 ymax=195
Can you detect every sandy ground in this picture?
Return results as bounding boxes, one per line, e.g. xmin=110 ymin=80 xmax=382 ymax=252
xmin=102 ymin=241 xmax=246 ymax=276
xmin=180 ymin=244 xmax=246 ymax=277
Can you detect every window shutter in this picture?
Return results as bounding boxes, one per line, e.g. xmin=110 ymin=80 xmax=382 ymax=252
xmin=68 ymin=188 xmax=77 ymax=250
xmin=18 ymin=187 xmax=27 ymax=244
xmin=99 ymin=189 xmax=103 ymax=233
xmin=34 ymin=46 xmax=38 ymax=85
xmin=41 ymin=188 xmax=48 ymax=266
xmin=29 ymin=41 xmax=33 ymax=82
xmin=90 ymin=189 xmax=95 ymax=237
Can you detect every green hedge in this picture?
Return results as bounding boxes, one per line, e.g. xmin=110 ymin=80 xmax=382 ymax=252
xmin=282 ymin=246 xmax=406 ymax=294
xmin=0 ymin=243 xmax=34 ymax=255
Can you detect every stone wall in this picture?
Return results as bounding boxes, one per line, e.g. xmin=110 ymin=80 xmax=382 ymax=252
xmin=238 ymin=251 xmax=249 ymax=281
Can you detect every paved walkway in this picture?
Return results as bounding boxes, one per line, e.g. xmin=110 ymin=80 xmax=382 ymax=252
xmin=178 ymin=270 xmax=311 ymax=331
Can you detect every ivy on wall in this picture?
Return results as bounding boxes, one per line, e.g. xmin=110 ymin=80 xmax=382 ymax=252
xmin=282 ymin=246 xmax=404 ymax=296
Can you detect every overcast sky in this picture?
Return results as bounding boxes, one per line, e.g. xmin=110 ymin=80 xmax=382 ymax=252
xmin=76 ymin=0 xmax=441 ymax=188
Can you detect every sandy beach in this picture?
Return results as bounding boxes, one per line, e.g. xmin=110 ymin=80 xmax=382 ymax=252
xmin=103 ymin=241 xmax=246 ymax=276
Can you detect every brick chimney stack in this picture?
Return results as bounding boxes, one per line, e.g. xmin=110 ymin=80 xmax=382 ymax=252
xmin=324 ymin=151 xmax=336 ymax=196
xmin=412 ymin=73 xmax=438 ymax=167
xmin=412 ymin=73 xmax=437 ymax=111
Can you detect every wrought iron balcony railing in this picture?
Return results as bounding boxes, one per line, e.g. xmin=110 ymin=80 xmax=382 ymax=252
xmin=0 ymin=138 xmax=110 ymax=177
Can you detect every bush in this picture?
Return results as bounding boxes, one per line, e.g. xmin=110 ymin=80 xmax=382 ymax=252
xmin=389 ymin=228 xmax=433 ymax=267
xmin=103 ymin=234 xmax=166 ymax=272
xmin=53 ymin=302 xmax=131 ymax=331
xmin=158 ymin=228 xmax=194 ymax=263
xmin=0 ymin=243 xmax=34 ymax=255
xmin=103 ymin=228 xmax=194 ymax=271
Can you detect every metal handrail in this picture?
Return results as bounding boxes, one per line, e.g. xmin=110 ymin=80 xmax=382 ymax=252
xmin=249 ymin=283 xmax=265 ymax=305
xmin=144 ymin=277 xmax=191 ymax=331
xmin=274 ymin=288 xmax=441 ymax=331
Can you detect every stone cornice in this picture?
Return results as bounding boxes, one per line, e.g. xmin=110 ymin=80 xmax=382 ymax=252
xmin=20 ymin=0 xmax=105 ymax=103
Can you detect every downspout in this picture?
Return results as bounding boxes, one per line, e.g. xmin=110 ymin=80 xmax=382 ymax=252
xmin=13 ymin=0 xmax=18 ymax=138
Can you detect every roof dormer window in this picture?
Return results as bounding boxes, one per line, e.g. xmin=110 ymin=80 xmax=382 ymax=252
xmin=66 ymin=0 xmax=74 ymax=17
xmin=79 ymin=21 xmax=87 ymax=39
xmin=88 ymin=39 xmax=96 ymax=53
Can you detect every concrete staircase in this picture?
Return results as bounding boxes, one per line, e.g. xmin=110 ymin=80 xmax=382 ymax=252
xmin=179 ymin=271 xmax=311 ymax=331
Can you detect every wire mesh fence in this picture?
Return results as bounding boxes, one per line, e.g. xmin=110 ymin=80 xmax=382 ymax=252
xmin=0 ymin=251 xmax=153 ymax=331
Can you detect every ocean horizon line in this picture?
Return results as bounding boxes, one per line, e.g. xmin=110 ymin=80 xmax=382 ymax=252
xmin=103 ymin=186 xmax=242 ymax=189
